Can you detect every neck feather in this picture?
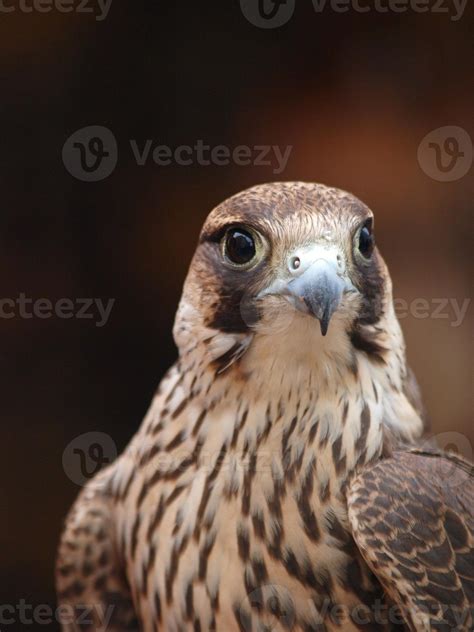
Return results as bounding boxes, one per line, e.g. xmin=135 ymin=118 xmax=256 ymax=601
xmin=143 ymin=305 xmax=423 ymax=497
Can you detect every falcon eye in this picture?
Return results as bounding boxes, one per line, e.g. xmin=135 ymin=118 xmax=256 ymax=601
xmin=223 ymin=227 xmax=257 ymax=266
xmin=358 ymin=220 xmax=375 ymax=259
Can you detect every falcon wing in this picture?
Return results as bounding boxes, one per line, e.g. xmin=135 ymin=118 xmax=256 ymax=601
xmin=56 ymin=470 xmax=139 ymax=631
xmin=347 ymin=450 xmax=474 ymax=631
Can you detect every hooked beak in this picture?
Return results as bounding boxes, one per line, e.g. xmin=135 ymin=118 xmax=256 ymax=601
xmin=286 ymin=258 xmax=345 ymax=335
xmin=257 ymin=245 xmax=357 ymax=336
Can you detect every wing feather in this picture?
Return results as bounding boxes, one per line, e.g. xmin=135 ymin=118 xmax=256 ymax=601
xmin=347 ymin=450 xmax=474 ymax=632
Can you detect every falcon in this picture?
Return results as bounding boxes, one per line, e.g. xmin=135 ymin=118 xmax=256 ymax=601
xmin=57 ymin=182 xmax=474 ymax=631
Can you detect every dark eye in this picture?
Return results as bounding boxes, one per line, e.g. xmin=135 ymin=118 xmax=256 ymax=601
xmin=224 ymin=227 xmax=256 ymax=265
xmin=358 ymin=220 xmax=374 ymax=259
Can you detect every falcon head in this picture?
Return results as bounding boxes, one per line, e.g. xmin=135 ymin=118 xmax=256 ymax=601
xmin=174 ymin=182 xmax=397 ymax=373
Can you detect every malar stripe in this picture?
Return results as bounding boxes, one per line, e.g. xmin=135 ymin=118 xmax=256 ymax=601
xmin=350 ymin=328 xmax=387 ymax=363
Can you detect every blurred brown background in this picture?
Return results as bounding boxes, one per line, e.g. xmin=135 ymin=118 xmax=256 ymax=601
xmin=0 ymin=1 xmax=472 ymax=628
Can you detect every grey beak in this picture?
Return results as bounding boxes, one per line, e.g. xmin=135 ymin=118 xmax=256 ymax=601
xmin=287 ymin=259 xmax=345 ymax=336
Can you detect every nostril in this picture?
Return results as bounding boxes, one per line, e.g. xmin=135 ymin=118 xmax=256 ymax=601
xmin=290 ymin=256 xmax=301 ymax=271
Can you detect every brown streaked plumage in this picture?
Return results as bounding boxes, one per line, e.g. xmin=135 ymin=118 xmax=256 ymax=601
xmin=56 ymin=182 xmax=473 ymax=632
xmin=348 ymin=450 xmax=474 ymax=631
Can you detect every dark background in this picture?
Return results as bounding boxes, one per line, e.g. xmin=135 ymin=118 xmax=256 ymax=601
xmin=1 ymin=1 xmax=472 ymax=629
